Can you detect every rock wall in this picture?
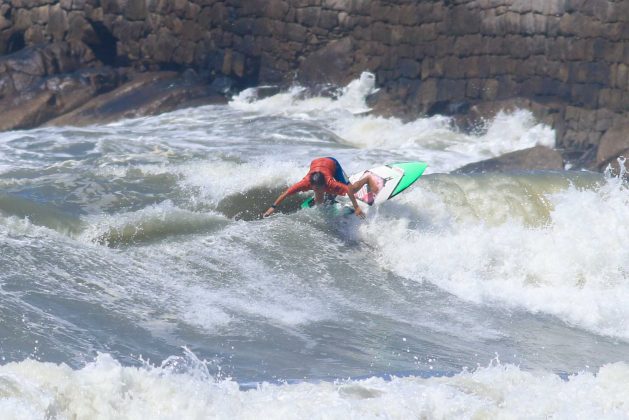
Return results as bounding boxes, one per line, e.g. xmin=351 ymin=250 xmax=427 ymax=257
xmin=2 ymin=0 xmax=629 ymax=168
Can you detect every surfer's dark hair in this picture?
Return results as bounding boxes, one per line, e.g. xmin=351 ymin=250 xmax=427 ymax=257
xmin=310 ymin=171 xmax=326 ymax=187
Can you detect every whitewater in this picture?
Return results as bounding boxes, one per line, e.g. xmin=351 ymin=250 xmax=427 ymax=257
xmin=0 ymin=73 xmax=628 ymax=418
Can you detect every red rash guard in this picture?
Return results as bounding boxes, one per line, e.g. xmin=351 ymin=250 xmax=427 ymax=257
xmin=285 ymin=158 xmax=350 ymax=196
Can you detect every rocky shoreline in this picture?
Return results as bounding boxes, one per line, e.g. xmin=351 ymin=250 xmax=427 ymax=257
xmin=2 ymin=0 xmax=629 ymax=173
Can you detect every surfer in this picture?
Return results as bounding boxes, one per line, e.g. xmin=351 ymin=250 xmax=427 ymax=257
xmin=263 ymin=157 xmax=379 ymax=219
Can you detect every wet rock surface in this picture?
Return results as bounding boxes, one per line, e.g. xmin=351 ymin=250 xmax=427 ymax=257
xmin=0 ymin=41 xmax=117 ymax=131
xmin=595 ymin=117 xmax=629 ymax=174
xmin=454 ymin=146 xmax=565 ymax=174
xmin=46 ymin=70 xmax=226 ymax=127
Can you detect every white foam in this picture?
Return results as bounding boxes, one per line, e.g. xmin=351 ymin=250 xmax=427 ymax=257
xmin=0 ymin=355 xmax=626 ymax=419
xmin=362 ymin=173 xmax=629 ymax=341
xmin=228 ymin=72 xmax=555 ymax=173
xmin=78 ymin=200 xmax=228 ymax=245
xmin=330 ymin=108 xmax=555 ymax=173
xmin=230 ymin=72 xmax=376 ymax=117
xmin=477 ymin=109 xmax=555 ymax=152
xmin=179 ymin=159 xmax=304 ymax=203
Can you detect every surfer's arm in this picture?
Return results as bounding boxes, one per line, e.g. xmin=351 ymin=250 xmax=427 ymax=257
xmin=327 ymin=180 xmax=364 ymax=219
xmin=263 ymin=190 xmax=289 ymax=217
xmin=347 ymin=186 xmax=365 ymax=219
xmin=263 ymin=180 xmax=309 ymax=217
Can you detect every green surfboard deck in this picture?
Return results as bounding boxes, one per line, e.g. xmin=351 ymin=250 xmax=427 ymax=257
xmin=389 ymin=162 xmax=428 ymax=198
xmin=301 ymin=196 xmax=315 ymax=209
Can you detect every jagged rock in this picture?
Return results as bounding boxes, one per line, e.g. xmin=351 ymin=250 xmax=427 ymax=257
xmin=0 ymin=91 xmax=54 ymax=132
xmin=454 ymin=146 xmax=564 ymax=174
xmin=0 ymin=66 xmax=122 ymax=131
xmin=596 ymin=118 xmax=629 ymax=172
xmin=368 ymin=88 xmax=417 ymax=119
xmin=4 ymin=48 xmax=47 ymax=78
xmin=0 ymin=73 xmax=15 ymax=98
xmin=0 ymin=40 xmax=98 ymax=106
xmin=45 ymin=71 xmax=226 ymax=127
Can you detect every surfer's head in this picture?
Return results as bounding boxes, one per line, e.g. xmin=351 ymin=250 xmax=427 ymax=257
xmin=310 ymin=171 xmax=326 ymax=188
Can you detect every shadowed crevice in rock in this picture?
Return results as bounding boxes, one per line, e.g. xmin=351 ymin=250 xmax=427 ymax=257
xmin=158 ymin=62 xmax=187 ymax=73
xmin=0 ymin=41 xmax=105 ymax=131
xmin=6 ymin=31 xmax=24 ymax=54
xmin=242 ymin=54 xmax=261 ymax=89
xmin=86 ymin=21 xmax=118 ymax=67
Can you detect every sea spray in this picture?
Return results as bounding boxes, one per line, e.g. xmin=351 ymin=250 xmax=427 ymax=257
xmin=362 ymin=170 xmax=629 ymax=340
xmin=228 ymin=72 xmax=555 ymax=172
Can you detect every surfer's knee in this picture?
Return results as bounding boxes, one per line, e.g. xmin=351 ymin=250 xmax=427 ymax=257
xmin=352 ymin=177 xmax=367 ymax=190
xmin=367 ymin=174 xmax=381 ymax=193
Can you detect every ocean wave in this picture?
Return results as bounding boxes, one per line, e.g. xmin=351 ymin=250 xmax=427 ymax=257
xmin=78 ymin=201 xmax=229 ymax=246
xmin=362 ymin=171 xmax=629 ymax=341
xmin=0 ymin=353 xmax=626 ymax=419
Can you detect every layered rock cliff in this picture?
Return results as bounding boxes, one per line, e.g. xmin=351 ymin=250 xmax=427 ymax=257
xmin=2 ymin=0 xmax=629 ymax=170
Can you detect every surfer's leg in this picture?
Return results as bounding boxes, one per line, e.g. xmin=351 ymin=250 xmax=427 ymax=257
xmin=350 ymin=174 xmax=382 ymax=205
xmin=351 ymin=173 xmax=380 ymax=194
xmin=366 ymin=174 xmax=381 ymax=194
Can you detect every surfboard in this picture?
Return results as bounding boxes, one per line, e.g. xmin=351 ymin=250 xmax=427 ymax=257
xmin=300 ymin=161 xmax=428 ymax=212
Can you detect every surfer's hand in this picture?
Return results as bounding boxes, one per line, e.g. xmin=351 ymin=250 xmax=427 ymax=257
xmin=263 ymin=207 xmax=275 ymax=218
xmin=354 ymin=207 xmax=365 ymax=219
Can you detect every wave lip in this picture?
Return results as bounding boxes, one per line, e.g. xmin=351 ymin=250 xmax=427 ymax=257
xmin=79 ymin=201 xmax=228 ymax=247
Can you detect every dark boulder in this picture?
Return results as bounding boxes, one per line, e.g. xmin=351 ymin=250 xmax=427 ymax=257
xmin=454 ymin=146 xmax=564 ymax=174
xmin=0 ymin=90 xmax=55 ymax=132
xmin=0 ymin=41 xmax=96 ymax=94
